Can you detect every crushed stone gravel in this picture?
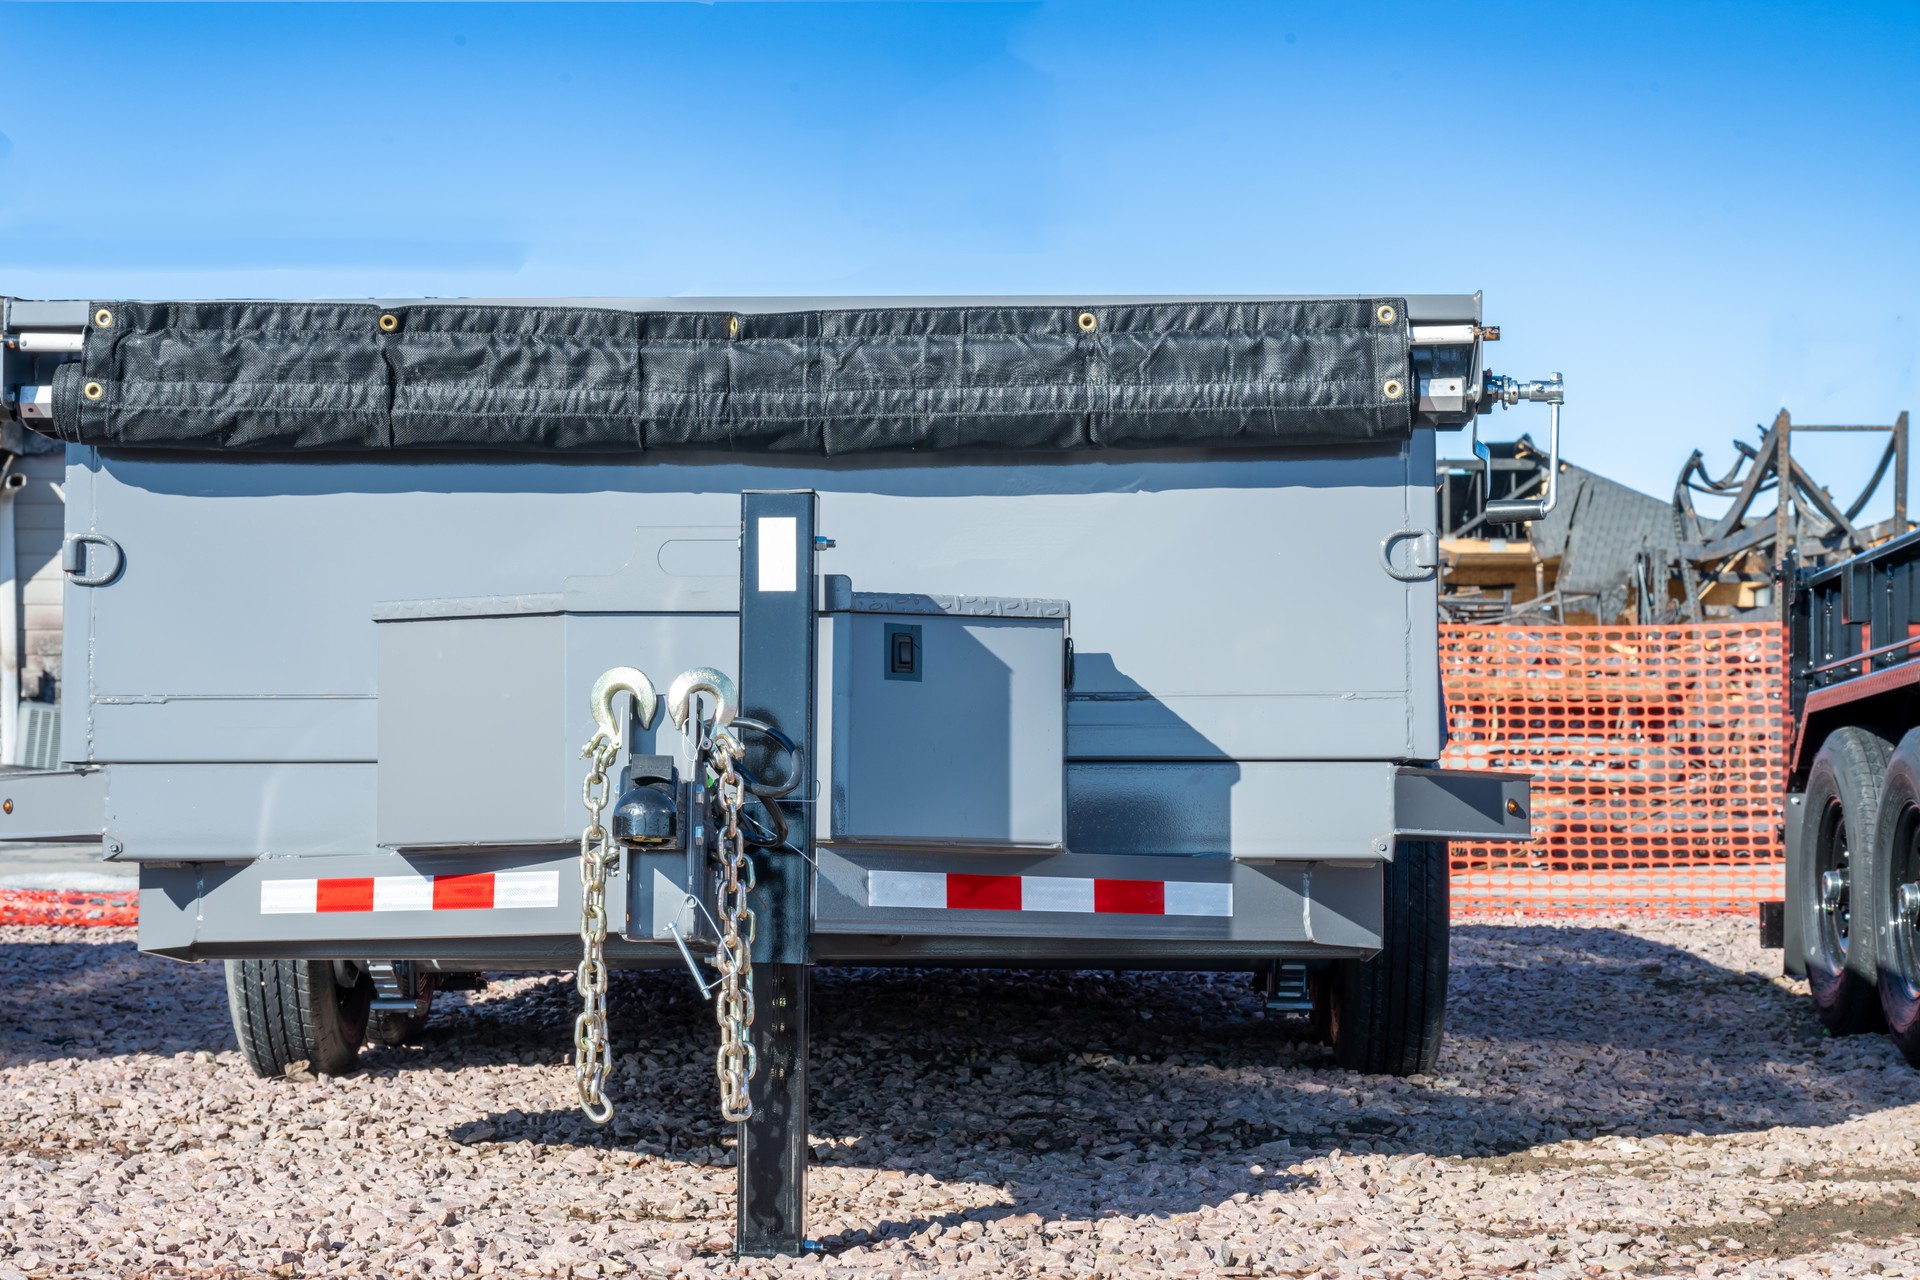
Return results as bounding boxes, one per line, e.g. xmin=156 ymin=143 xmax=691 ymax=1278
xmin=3 ymin=917 xmax=1920 ymax=1278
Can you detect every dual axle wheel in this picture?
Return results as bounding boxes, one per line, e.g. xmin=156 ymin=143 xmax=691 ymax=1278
xmin=1799 ymin=727 xmax=1920 ymax=1064
xmin=225 ymin=959 xmax=438 ymax=1077
xmin=1311 ymin=839 xmax=1450 ymax=1077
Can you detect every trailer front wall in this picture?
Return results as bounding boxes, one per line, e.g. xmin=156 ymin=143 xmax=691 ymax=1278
xmin=66 ymin=437 xmax=1441 ymax=877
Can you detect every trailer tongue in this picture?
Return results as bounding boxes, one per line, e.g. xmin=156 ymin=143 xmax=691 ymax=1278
xmin=1 ymin=293 xmax=1551 ymax=1256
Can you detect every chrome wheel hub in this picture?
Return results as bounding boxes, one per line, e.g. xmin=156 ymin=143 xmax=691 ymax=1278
xmin=1821 ymin=868 xmax=1851 ymax=913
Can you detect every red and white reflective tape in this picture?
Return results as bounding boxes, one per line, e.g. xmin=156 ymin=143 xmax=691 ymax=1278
xmin=868 ymin=870 xmax=1231 ymax=917
xmin=260 ymin=870 xmax=560 ymax=915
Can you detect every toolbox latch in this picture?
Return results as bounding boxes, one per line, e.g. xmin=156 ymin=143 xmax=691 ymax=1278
xmin=884 ymin=622 xmax=921 ymax=681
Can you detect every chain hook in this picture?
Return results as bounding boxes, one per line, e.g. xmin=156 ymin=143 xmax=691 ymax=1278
xmin=585 ymin=667 xmax=658 ymax=759
xmin=667 ymin=667 xmax=738 ymax=732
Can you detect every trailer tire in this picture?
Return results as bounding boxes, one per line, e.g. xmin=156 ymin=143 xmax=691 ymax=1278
xmin=1799 ymin=727 xmax=1892 ymax=1036
xmin=225 ymin=959 xmax=372 ymax=1078
xmin=1328 ymin=839 xmax=1448 ymax=1077
xmin=1874 ymin=731 xmax=1920 ymax=1066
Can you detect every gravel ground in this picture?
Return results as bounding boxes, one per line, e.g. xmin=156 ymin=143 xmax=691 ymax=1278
xmin=4 ymin=918 xmax=1920 ymax=1279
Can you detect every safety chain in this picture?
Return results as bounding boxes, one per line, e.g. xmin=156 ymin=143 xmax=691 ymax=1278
xmin=574 ymin=728 xmax=620 ymax=1126
xmin=705 ymin=724 xmax=758 ymax=1122
xmin=569 ymin=663 xmax=759 ymax=1127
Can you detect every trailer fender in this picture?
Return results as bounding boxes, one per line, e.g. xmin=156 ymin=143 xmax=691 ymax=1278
xmin=0 ymin=767 xmax=107 ymax=845
xmin=1392 ymin=767 xmax=1531 ymax=843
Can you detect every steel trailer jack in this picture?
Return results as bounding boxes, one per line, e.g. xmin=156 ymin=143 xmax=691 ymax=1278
xmin=577 ymin=491 xmax=820 ymax=1255
xmin=734 ymin=491 xmax=819 ymax=1257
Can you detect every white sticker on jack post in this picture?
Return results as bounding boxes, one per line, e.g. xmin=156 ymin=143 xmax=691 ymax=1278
xmin=756 ymin=516 xmax=798 ymax=592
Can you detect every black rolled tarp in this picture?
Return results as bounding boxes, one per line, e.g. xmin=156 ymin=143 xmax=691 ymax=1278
xmin=48 ymin=298 xmax=1415 ymax=455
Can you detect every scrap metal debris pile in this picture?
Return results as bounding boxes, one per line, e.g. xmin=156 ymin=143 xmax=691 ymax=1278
xmin=1663 ymin=410 xmax=1912 ymax=622
xmin=1439 ymin=438 xmax=1679 ymax=624
xmin=1439 ymin=410 xmax=1914 ymax=623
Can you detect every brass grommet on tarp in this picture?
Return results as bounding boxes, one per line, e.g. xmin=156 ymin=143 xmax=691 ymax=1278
xmin=727 ymin=316 xmax=740 ymax=337
xmin=1382 ymin=378 xmax=1403 ymax=400
xmin=83 ymin=382 xmax=104 ymax=401
xmin=1375 ymin=304 xmax=1396 ymax=325
xmin=378 ymin=313 xmax=400 ymax=333
xmin=94 ymin=308 xmax=114 ymax=329
xmin=1077 ymin=311 xmax=1097 ymax=332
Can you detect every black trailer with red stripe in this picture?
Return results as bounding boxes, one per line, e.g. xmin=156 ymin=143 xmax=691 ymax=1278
xmin=1786 ymin=529 xmax=1920 ymax=1063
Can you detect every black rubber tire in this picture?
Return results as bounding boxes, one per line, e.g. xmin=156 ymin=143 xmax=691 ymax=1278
xmin=1329 ymin=839 xmax=1449 ymax=1077
xmin=225 ymin=959 xmax=372 ymax=1077
xmin=1798 ymin=727 xmax=1892 ymax=1036
xmin=1874 ymin=731 xmax=1920 ymax=1066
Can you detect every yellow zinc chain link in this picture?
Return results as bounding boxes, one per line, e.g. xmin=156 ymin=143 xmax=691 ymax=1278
xmin=707 ymin=725 xmax=758 ymax=1122
xmin=572 ymin=667 xmax=658 ymax=1127
xmin=570 ymin=664 xmax=756 ymax=1128
xmin=574 ymin=730 xmax=619 ymax=1125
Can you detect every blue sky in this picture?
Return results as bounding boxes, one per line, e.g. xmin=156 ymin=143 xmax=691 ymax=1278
xmin=1 ymin=1 xmax=1916 ymax=507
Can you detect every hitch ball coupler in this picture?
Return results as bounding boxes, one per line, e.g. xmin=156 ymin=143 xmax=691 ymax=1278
xmin=611 ymin=753 xmax=681 ymax=847
xmin=612 ymin=785 xmax=678 ymax=845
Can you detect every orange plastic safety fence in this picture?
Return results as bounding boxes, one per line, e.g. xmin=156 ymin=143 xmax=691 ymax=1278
xmin=1440 ymin=623 xmax=1785 ymax=917
xmin=0 ymin=888 xmax=138 ymax=928
xmin=0 ymin=625 xmax=1787 ymax=928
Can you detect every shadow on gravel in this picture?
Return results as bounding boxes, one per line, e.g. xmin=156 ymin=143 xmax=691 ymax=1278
xmin=0 ymin=936 xmax=228 ymax=1064
xmin=8 ymin=922 xmax=1920 ymax=1240
xmin=431 ymin=922 xmax=1920 ymax=1241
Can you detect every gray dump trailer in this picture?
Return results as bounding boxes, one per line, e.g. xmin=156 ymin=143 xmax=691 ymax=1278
xmin=0 ymin=293 xmax=1550 ymax=1252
